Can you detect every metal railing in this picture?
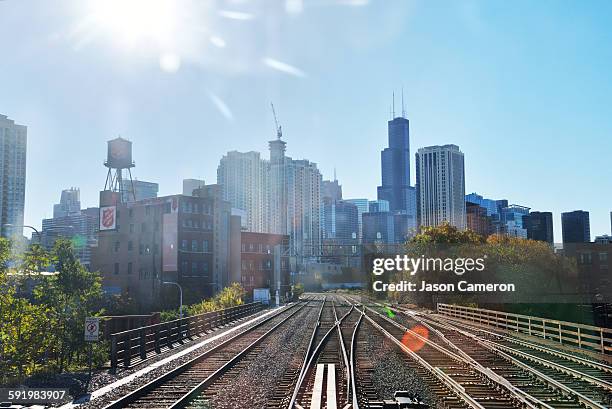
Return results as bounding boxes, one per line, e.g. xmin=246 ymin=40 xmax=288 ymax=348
xmin=438 ymin=303 xmax=612 ymax=355
xmin=109 ymin=302 xmax=263 ymax=371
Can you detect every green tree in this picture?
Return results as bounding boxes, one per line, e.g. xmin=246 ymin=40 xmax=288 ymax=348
xmin=33 ymin=238 xmax=104 ymax=371
xmin=0 ymin=238 xmax=52 ymax=383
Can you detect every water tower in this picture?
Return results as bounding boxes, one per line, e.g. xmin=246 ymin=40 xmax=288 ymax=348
xmin=103 ymin=137 xmax=136 ymax=203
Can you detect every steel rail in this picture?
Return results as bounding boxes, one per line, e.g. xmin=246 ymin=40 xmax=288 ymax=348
xmin=363 ymin=304 xmax=543 ymax=409
xmin=102 ymin=300 xmax=306 ymax=409
xmin=430 ymin=312 xmax=612 ymax=376
xmin=288 ymin=299 xmax=355 ymax=409
xmin=361 ymin=310 xmax=486 ymax=409
xmin=413 ymin=310 xmax=609 ymax=409
xmin=332 ymin=301 xmax=354 ymax=408
xmin=168 ymin=301 xmax=310 ymax=408
xmin=349 ymin=308 xmax=364 ymax=409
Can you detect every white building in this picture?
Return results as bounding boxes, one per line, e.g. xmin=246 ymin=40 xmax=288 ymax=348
xmin=415 ymin=144 xmax=466 ymax=230
xmin=217 ymin=135 xmax=322 ymax=266
xmin=0 ymin=115 xmax=27 ymax=239
xmin=217 ymin=151 xmax=269 ymax=233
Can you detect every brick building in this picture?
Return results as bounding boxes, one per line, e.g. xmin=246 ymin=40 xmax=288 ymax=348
xmin=92 ymin=185 xmax=231 ymax=310
xmin=237 ymin=231 xmax=290 ymax=299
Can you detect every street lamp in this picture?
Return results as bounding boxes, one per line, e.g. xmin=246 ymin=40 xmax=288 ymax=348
xmin=3 ymin=224 xmax=41 ymax=242
xmin=162 ymin=281 xmax=183 ymax=319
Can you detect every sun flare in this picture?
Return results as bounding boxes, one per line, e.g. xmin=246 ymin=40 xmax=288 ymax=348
xmin=88 ymin=0 xmax=179 ymax=49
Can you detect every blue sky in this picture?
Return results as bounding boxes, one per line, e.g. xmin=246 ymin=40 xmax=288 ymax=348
xmin=1 ymin=0 xmax=611 ymax=242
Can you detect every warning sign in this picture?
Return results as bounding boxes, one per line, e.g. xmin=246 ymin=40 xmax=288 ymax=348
xmin=84 ymin=317 xmax=100 ymax=342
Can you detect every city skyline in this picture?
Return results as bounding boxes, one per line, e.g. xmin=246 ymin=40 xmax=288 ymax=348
xmin=2 ymin=1 xmax=612 ymax=241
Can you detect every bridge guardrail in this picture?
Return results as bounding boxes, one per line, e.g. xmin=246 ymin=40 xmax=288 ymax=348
xmin=109 ymin=302 xmax=263 ymax=371
xmin=437 ymin=303 xmax=612 ymax=355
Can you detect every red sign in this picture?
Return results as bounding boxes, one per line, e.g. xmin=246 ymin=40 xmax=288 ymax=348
xmin=99 ymin=206 xmax=117 ymax=231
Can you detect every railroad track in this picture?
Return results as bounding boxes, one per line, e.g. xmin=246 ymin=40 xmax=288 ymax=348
xmin=403 ymin=309 xmax=612 ymax=408
xmin=362 ymin=303 xmax=542 ymax=408
xmin=102 ymin=299 xmax=311 ymax=409
xmin=289 ymin=297 xmax=354 ymax=409
xmin=267 ymin=297 xmax=327 ymax=409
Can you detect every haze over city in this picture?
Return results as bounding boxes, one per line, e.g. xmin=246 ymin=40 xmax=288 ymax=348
xmin=1 ymin=0 xmax=611 ymax=241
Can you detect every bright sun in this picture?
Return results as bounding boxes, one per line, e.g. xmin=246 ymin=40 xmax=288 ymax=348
xmin=88 ymin=0 xmax=179 ymax=49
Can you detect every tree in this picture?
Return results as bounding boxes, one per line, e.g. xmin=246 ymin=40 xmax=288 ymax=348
xmin=0 ymin=238 xmax=51 ymax=383
xmin=33 ymin=238 xmax=104 ymax=371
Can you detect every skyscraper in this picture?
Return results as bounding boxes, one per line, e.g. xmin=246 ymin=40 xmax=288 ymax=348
xmin=0 ymin=115 xmax=27 ymax=239
xmin=322 ymin=179 xmax=342 ymax=201
xmin=217 ymin=151 xmax=269 ymax=233
xmin=285 ymin=158 xmax=322 ymax=258
xmin=121 ymin=179 xmax=159 ymax=202
xmin=377 ymin=115 xmax=414 ymax=214
xmin=523 ymin=211 xmax=554 ymax=244
xmin=345 ymin=198 xmax=368 ymax=242
xmin=500 ymin=205 xmax=530 ymax=238
xmin=415 ymin=144 xmax=466 ymax=229
xmin=466 ymin=201 xmax=491 ymax=237
xmin=42 ymin=188 xmax=99 ymax=268
xmin=322 ymin=198 xmax=358 ymax=241
xmin=562 ymin=210 xmax=591 ymax=243
xmin=53 ymin=187 xmax=81 ymax=218
xmin=183 ymin=179 xmax=206 ymax=196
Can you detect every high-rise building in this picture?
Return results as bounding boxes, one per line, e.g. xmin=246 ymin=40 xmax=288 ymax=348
xmin=0 ymin=115 xmax=27 ymax=239
xmin=322 ymin=179 xmax=342 ymax=201
xmin=523 ymin=211 xmax=554 ymax=244
xmin=285 ymin=158 xmax=322 ymax=259
xmin=562 ymin=210 xmax=591 ymax=244
xmin=345 ymin=198 xmax=368 ymax=242
xmin=377 ymin=115 xmax=414 ymax=214
xmin=415 ymin=144 xmax=466 ymax=229
xmin=369 ymin=199 xmax=390 ymax=213
xmin=465 ymin=193 xmax=508 ymax=234
xmin=42 ymin=188 xmax=99 ymax=268
xmin=322 ymin=199 xmax=358 ymax=241
xmin=217 ymin=151 xmax=269 ymax=233
xmin=121 ymin=179 xmax=159 ymax=203
xmin=500 ymin=205 xmax=530 ymax=238
xmin=466 ymin=201 xmax=491 ymax=237
xmin=362 ymin=211 xmax=395 ymax=244
xmin=268 ymin=137 xmax=287 ymax=236
xmin=183 ymin=179 xmax=206 ymax=196
xmin=53 ymin=187 xmax=81 ymax=218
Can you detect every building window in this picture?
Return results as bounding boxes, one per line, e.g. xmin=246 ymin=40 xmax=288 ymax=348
xmin=145 ymin=205 xmax=151 ymax=216
xmin=128 ymin=241 xmax=133 ymax=251
xmin=114 ymin=241 xmax=120 ymax=252
xmin=192 ymin=262 xmax=198 ymax=274
xmin=182 ymin=239 xmax=188 ymax=250
xmin=192 ymin=240 xmax=198 ymax=252
xmin=600 ymin=252 xmax=608 ymax=262
xmin=181 ymin=260 xmax=189 ymax=273
xmin=203 ymin=261 xmax=209 ymax=272
xmin=202 ymin=240 xmax=209 ymax=252
xmin=139 ymin=244 xmax=144 ymax=255
xmin=127 ymin=262 xmax=133 ymax=275
xmin=129 ymin=208 xmax=133 ymax=217
xmin=114 ymin=263 xmax=119 ymax=275
xmin=129 ymin=224 xmax=134 ymax=233
xmin=142 ymin=223 xmax=147 ymax=232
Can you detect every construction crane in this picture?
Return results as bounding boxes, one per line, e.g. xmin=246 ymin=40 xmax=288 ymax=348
xmin=271 ymin=102 xmax=282 ymax=139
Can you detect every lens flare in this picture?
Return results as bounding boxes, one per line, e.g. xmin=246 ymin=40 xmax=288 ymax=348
xmin=401 ymin=325 xmax=429 ymax=352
